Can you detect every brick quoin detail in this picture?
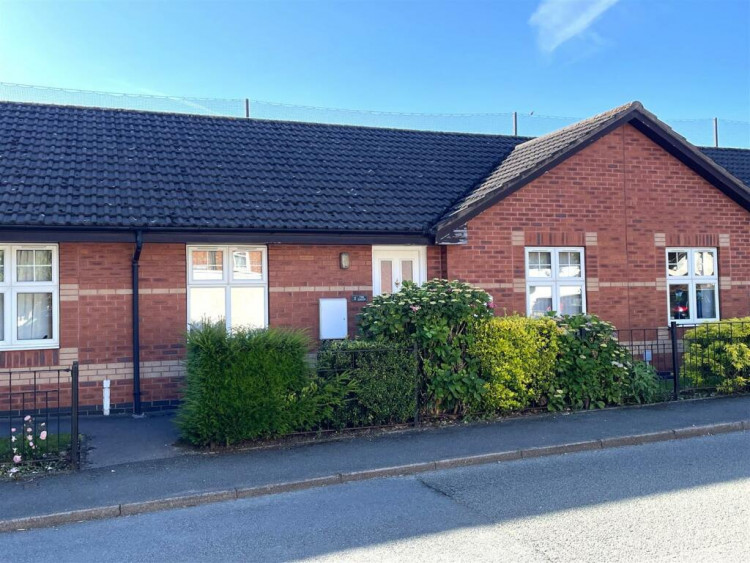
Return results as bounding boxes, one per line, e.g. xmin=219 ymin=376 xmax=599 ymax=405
xmin=445 ymin=124 xmax=750 ymax=330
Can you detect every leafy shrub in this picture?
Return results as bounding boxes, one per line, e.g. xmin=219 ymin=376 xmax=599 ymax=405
xmin=682 ymin=318 xmax=750 ymax=394
xmin=551 ymin=314 xmax=633 ymax=409
xmin=359 ymin=279 xmax=494 ymax=414
xmin=317 ymin=340 xmax=417 ymax=428
xmin=471 ymin=316 xmax=560 ymax=412
xmin=623 ymin=361 xmax=665 ymax=405
xmin=177 ymin=324 xmax=341 ymax=446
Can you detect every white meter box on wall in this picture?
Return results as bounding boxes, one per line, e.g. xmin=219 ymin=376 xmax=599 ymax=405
xmin=319 ymin=298 xmax=348 ymax=339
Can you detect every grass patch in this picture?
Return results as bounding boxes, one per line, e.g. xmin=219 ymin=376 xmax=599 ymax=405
xmin=0 ymin=433 xmax=71 ymax=460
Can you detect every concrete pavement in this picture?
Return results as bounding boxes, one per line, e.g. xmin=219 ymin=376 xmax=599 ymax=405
xmin=1 ymin=395 xmax=748 ymax=529
xmin=79 ymin=411 xmax=183 ymax=468
xmin=2 ymin=432 xmax=748 ymax=561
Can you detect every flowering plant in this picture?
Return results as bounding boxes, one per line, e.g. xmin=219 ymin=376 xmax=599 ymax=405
xmin=359 ymin=279 xmax=494 ymax=414
xmin=6 ymin=414 xmax=49 ymax=476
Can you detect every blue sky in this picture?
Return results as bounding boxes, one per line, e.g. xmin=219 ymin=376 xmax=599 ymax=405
xmin=0 ymin=0 xmax=748 ymax=144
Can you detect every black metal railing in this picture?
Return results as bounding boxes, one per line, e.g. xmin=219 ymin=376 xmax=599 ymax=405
xmin=1 ymin=361 xmax=79 ymax=470
xmin=314 ymin=346 xmax=420 ymax=432
xmin=613 ymin=321 xmax=750 ymax=399
xmin=313 ymin=321 xmax=749 ymax=435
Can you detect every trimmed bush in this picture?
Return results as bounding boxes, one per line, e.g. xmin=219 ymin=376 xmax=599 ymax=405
xmin=317 ymin=340 xmax=417 ymax=428
xmin=358 ymin=279 xmax=494 ymax=414
xmin=682 ymin=318 xmax=750 ymax=394
xmin=177 ymin=324 xmax=329 ymax=446
xmin=471 ymin=316 xmax=560 ymax=412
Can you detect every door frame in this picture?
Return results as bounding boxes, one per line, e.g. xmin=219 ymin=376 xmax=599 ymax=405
xmin=371 ymin=245 xmax=428 ymax=296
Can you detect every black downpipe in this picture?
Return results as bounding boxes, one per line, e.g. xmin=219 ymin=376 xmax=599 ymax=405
xmin=132 ymin=231 xmax=144 ymax=416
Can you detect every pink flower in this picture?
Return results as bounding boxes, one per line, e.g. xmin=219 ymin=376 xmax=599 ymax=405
xmin=12 ymin=455 xmax=21 ymax=464
xmin=39 ymin=431 xmax=47 ymax=440
xmin=487 ymin=301 xmax=496 ymax=309
xmin=28 ymin=442 xmax=34 ymax=448
xmin=27 ymin=428 xmax=33 ymax=433
xmin=23 ymin=415 xmax=31 ymax=422
xmin=10 ymin=427 xmax=16 ymax=433
xmin=410 ymin=305 xmax=421 ymax=312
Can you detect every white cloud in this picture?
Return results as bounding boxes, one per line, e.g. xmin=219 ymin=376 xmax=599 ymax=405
xmin=529 ymin=0 xmax=620 ymax=53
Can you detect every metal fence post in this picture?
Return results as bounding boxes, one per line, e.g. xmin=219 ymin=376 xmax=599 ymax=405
xmin=713 ymin=117 xmax=719 ymax=148
xmin=670 ymin=322 xmax=679 ymax=400
xmin=70 ymin=361 xmax=80 ymax=470
xmin=413 ymin=343 xmax=420 ymax=427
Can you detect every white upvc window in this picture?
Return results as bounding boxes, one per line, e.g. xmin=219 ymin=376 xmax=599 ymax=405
xmin=666 ymin=248 xmax=719 ymax=323
xmin=525 ymin=247 xmax=586 ymax=317
xmin=187 ymin=246 xmax=268 ymax=331
xmin=0 ymin=245 xmax=59 ymax=350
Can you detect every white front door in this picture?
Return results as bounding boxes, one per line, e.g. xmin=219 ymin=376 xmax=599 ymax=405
xmin=372 ymin=247 xmax=426 ymax=296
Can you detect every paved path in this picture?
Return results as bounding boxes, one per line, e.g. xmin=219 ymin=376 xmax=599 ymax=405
xmin=2 ymin=432 xmax=748 ymax=561
xmin=80 ymin=411 xmax=183 ymax=468
xmin=1 ymin=395 xmax=748 ymax=523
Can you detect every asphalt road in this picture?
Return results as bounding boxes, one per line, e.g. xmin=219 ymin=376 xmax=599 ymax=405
xmin=1 ymin=432 xmax=748 ymax=562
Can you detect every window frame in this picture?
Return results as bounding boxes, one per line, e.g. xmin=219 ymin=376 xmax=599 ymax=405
xmin=186 ymin=245 xmax=269 ymax=331
xmin=525 ymin=247 xmax=586 ymax=317
xmin=665 ymin=247 xmax=719 ymax=324
xmin=0 ymin=244 xmax=60 ymax=350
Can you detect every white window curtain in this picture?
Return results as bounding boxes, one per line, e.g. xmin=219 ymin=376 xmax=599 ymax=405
xmin=17 ymin=293 xmax=53 ymax=340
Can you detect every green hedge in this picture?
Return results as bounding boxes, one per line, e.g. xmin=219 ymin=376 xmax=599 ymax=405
xmin=470 ymin=313 xmax=662 ymax=413
xmin=471 ymin=316 xmax=559 ymax=412
xmin=177 ymin=324 xmax=327 ymax=446
xmin=177 ymin=310 xmax=675 ymax=447
xmin=317 ymin=340 xmax=417 ymax=428
xmin=682 ymin=317 xmax=750 ymax=394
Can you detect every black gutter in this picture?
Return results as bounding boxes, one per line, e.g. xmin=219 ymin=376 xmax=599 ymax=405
xmin=131 ymin=230 xmax=144 ymax=416
xmin=0 ymin=227 xmax=435 ymax=245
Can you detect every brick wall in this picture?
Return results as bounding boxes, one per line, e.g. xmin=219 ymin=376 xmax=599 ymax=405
xmin=267 ymin=244 xmax=439 ymax=338
xmin=1 ymin=125 xmax=748 ymax=410
xmin=0 ymin=242 xmax=188 ymax=413
xmin=2 ymin=242 xmax=435 ymax=410
xmin=268 ymin=244 xmax=372 ymax=338
xmin=445 ymin=124 xmax=750 ymax=329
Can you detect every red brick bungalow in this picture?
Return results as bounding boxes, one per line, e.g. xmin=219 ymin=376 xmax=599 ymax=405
xmin=1 ymin=101 xmax=748 ymax=413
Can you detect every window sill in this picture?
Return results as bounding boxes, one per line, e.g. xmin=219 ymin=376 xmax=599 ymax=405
xmin=0 ymin=342 xmax=59 ymax=352
xmin=669 ymin=318 xmax=720 ymax=326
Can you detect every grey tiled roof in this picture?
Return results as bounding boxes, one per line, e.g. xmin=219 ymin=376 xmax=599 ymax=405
xmin=0 ymin=102 xmax=525 ymax=232
xmin=698 ymin=147 xmax=750 ymax=188
xmin=437 ymin=102 xmax=750 ymax=230
xmin=0 ymin=101 xmax=747 ymax=236
xmin=438 ymin=102 xmax=640 ymax=224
